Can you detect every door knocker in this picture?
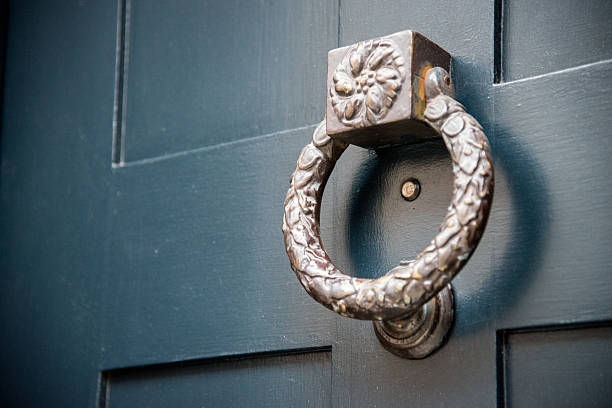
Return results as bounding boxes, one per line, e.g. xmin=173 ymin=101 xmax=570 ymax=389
xmin=282 ymin=30 xmax=494 ymax=359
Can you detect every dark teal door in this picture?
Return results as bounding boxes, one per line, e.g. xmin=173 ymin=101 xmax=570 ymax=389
xmin=2 ymin=1 xmax=612 ymax=407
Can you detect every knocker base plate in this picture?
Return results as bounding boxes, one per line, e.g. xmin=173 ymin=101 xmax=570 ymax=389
xmin=326 ymin=30 xmax=451 ymax=149
xmin=373 ymin=284 xmax=454 ymax=359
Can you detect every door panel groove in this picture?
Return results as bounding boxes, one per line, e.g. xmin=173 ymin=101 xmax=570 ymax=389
xmin=112 ymin=123 xmax=318 ymax=170
xmin=493 ymin=58 xmax=612 ymax=87
xmin=111 ymin=0 xmax=130 ymax=166
xmin=99 ymin=346 xmax=332 ymax=408
xmin=112 ymin=0 xmax=338 ymax=163
xmin=497 ymin=321 xmax=612 ymax=408
xmin=496 ymin=0 xmax=612 ymax=83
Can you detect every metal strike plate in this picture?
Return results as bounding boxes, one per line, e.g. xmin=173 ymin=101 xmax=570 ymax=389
xmin=326 ymin=30 xmax=451 ymax=149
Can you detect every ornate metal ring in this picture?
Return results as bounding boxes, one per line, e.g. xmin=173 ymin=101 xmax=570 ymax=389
xmin=282 ymin=32 xmax=494 ymax=359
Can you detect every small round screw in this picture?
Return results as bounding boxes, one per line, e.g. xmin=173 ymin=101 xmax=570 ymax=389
xmin=401 ymin=179 xmax=420 ymax=201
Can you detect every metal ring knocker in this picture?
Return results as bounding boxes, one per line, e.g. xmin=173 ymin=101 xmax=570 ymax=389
xmin=282 ymin=31 xmax=493 ymax=359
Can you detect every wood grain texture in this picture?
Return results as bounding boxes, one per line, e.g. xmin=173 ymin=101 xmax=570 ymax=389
xmin=122 ymin=0 xmax=338 ymax=162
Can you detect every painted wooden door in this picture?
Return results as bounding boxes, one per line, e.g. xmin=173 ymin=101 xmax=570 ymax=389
xmin=1 ymin=0 xmax=611 ymax=407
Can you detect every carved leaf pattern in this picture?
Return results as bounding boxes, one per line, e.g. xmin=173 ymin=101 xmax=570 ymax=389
xmin=282 ymin=95 xmax=494 ymax=321
xmin=330 ymin=38 xmax=406 ymax=128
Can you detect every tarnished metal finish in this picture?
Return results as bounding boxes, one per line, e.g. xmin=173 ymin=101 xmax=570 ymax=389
xmin=326 ymin=30 xmax=451 ymax=149
xmin=329 ymin=38 xmax=406 ymax=127
xmin=373 ymin=284 xmax=454 ymax=359
xmin=284 ymin=30 xmax=493 ymax=358
xmin=282 ymin=66 xmax=494 ymax=322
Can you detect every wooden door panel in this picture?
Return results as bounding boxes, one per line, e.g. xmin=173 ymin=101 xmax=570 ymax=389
xmin=120 ymin=0 xmax=337 ymax=162
xmin=2 ymin=0 xmax=612 ymax=406
xmin=499 ymin=324 xmax=612 ymax=407
xmin=500 ymin=0 xmax=612 ymax=82
xmin=102 ymin=349 xmax=332 ymax=408
xmin=491 ymin=62 xmax=612 ymax=328
xmin=103 ymin=125 xmax=335 ymax=369
xmin=104 ymin=126 xmax=338 ymax=404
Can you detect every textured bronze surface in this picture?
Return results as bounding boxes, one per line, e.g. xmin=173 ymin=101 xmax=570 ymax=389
xmin=284 ymin=32 xmax=493 ymax=358
xmin=283 ymin=67 xmax=493 ymax=322
xmin=329 ymin=37 xmax=406 ymax=128
xmin=373 ymin=284 xmax=454 ymax=359
xmin=326 ymin=30 xmax=451 ymax=149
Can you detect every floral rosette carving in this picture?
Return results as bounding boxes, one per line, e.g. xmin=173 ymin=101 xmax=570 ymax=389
xmin=330 ymin=38 xmax=406 ymax=127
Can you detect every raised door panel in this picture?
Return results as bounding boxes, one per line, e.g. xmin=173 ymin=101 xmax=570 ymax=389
xmin=118 ymin=0 xmax=338 ymax=162
xmin=102 ymin=350 xmax=332 ymax=408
